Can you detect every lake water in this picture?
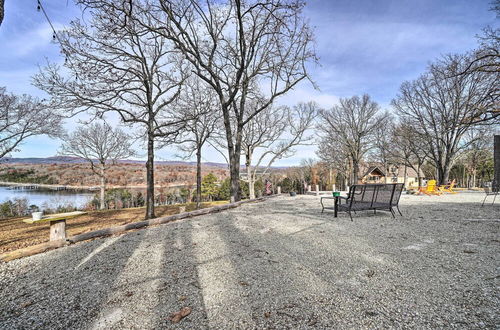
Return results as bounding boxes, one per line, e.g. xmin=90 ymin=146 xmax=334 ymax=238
xmin=0 ymin=186 xmax=95 ymax=209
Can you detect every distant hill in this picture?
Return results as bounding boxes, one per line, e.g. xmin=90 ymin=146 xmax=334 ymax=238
xmin=0 ymin=157 xmax=291 ymax=169
xmin=0 ymin=156 xmax=230 ymax=169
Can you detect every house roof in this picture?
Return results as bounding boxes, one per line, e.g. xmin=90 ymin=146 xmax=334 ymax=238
xmin=359 ymin=162 xmax=425 ymax=178
xmin=361 ymin=166 xmax=385 ymax=178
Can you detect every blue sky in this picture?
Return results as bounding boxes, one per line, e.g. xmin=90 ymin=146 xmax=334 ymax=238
xmin=0 ymin=0 xmax=497 ymax=165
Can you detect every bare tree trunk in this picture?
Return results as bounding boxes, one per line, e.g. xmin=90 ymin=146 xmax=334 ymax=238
xmin=100 ymin=165 xmax=106 ymax=210
xmin=436 ymin=162 xmax=451 ymax=186
xmin=246 ymin=152 xmax=255 ymax=199
xmin=417 ymin=164 xmax=422 ymax=188
xmin=145 ymin=132 xmax=155 ymax=219
xmin=438 ymin=166 xmax=451 ymax=186
xmin=196 ymin=148 xmax=202 ymax=209
xmin=228 ymin=127 xmax=243 ymax=202
xmin=352 ymin=160 xmax=359 ymax=185
xmin=403 ymin=165 xmax=408 ymax=189
xmin=495 ymin=135 xmax=500 ymax=189
xmin=229 ymin=153 xmax=241 ymax=202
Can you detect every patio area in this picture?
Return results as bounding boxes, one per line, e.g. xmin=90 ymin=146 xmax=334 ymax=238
xmin=0 ymin=193 xmax=498 ymax=328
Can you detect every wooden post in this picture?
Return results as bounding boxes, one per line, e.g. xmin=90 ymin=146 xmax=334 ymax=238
xmin=49 ymin=220 xmax=66 ymax=241
xmin=277 ymin=186 xmax=281 ymax=194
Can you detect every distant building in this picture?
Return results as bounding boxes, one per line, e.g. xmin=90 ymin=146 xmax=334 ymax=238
xmin=359 ymin=163 xmax=425 ymax=188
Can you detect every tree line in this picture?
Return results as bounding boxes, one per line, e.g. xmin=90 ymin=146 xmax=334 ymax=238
xmin=317 ymin=3 xmax=499 ymax=187
xmin=0 ymin=1 xmax=498 ymax=220
xmin=1 ymin=0 xmax=318 ymax=219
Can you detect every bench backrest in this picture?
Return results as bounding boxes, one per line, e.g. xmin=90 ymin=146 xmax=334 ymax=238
xmin=346 ymin=183 xmax=404 ymax=208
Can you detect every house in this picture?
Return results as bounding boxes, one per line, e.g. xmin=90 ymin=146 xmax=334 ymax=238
xmin=359 ymin=163 xmax=425 ymax=188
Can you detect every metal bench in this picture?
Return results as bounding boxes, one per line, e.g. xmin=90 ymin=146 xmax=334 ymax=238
xmin=331 ymin=183 xmax=404 ymax=220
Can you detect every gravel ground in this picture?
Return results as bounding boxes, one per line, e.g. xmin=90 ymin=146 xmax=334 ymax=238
xmin=0 ymin=192 xmax=498 ymax=329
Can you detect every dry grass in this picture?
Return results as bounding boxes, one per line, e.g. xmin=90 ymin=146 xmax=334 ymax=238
xmin=0 ymin=201 xmax=227 ymax=254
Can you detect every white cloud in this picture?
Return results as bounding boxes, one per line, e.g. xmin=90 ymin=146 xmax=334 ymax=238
xmin=3 ymin=22 xmax=64 ymax=57
xmin=276 ymin=83 xmax=340 ymax=109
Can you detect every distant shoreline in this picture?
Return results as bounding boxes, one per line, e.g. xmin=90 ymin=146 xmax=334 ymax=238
xmin=0 ymin=182 xmax=193 ymax=191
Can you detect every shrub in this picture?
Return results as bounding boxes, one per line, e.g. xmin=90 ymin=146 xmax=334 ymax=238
xmin=215 ymin=178 xmax=249 ymax=201
xmin=254 ymin=179 xmax=264 ymax=197
xmin=202 ymin=173 xmax=219 ymax=201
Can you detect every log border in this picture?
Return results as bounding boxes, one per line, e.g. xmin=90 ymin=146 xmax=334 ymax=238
xmin=0 ymin=197 xmax=267 ymax=262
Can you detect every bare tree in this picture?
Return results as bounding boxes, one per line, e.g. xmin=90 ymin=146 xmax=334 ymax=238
xmin=391 ymin=123 xmax=428 ymax=188
xmin=33 ymin=1 xmax=189 ymax=219
xmin=241 ymin=101 xmax=317 ymax=199
xmin=458 ymin=127 xmax=495 ymax=188
xmin=60 ymin=122 xmax=135 ymax=209
xmin=176 ymin=78 xmax=219 ymax=209
xmin=392 ymin=54 xmax=498 ymax=185
xmin=144 ymin=0 xmax=316 ymax=202
xmin=317 ymin=134 xmax=351 ymax=190
xmin=318 ymin=94 xmax=387 ymax=184
xmin=460 ymin=2 xmax=499 ymax=76
xmin=0 ymin=87 xmax=62 ymax=158
xmin=372 ymin=116 xmax=396 ymax=183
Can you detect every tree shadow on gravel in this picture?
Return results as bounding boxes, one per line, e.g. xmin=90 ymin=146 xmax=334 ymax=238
xmin=0 ymin=231 xmax=145 ymax=329
xmin=210 ymin=213 xmax=384 ymax=328
xmin=151 ymin=221 xmax=209 ymax=329
xmin=211 ymin=199 xmax=500 ymax=328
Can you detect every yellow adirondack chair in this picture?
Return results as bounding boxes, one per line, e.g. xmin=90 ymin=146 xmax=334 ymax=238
xmin=438 ymin=179 xmax=457 ymax=194
xmin=418 ymin=180 xmax=441 ymax=195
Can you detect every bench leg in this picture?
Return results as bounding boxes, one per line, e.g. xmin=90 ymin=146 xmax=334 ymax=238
xmin=390 ymin=208 xmax=396 ymax=219
xmin=396 ymin=206 xmax=403 ymax=216
xmin=482 ymin=195 xmax=488 ymax=206
xmin=50 ymin=220 xmax=66 ymax=241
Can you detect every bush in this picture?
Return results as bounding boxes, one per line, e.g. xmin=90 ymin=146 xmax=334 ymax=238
xmin=254 ymin=179 xmax=264 ymax=197
xmin=0 ymin=198 xmax=31 ymax=218
xmin=202 ymin=173 xmax=219 ymax=201
xmin=280 ymin=177 xmax=294 ymax=193
xmin=215 ymin=178 xmax=249 ymax=201
xmin=216 ymin=178 xmax=230 ymax=201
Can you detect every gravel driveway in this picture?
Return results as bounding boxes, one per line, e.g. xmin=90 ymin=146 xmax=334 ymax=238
xmin=0 ymin=193 xmax=499 ymax=329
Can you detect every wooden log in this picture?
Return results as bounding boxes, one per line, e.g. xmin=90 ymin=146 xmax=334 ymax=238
xmin=69 ymin=198 xmax=264 ymax=244
xmin=2 ymin=197 xmax=267 ymax=262
xmin=49 ymin=219 xmax=66 ymax=241
xmin=0 ymin=239 xmax=68 ymax=262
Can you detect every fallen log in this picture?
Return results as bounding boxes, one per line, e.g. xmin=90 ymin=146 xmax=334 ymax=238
xmin=0 ymin=239 xmax=69 ymax=262
xmin=0 ymin=197 xmax=266 ymax=262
